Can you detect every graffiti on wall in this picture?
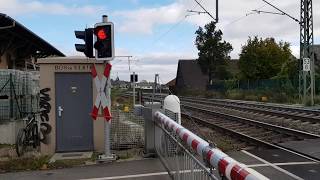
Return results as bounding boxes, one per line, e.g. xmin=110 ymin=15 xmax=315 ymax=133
xmin=39 ymin=88 xmax=52 ymax=144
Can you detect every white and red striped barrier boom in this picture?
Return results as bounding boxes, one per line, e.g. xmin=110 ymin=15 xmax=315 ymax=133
xmin=154 ymin=111 xmax=269 ymax=180
xmin=91 ymin=63 xmax=112 ymax=121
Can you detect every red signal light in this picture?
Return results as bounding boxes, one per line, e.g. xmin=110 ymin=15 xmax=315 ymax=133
xmin=97 ymin=29 xmax=107 ymax=40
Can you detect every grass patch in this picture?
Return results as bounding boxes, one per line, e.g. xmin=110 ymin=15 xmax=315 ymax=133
xmin=90 ymin=152 xmax=101 ymax=161
xmin=48 ymin=158 xmax=90 ymax=169
xmin=112 ymin=88 xmax=133 ymax=110
xmin=114 ymin=148 xmax=143 ymax=160
xmin=0 ymin=151 xmax=103 ymax=172
xmin=0 ymin=156 xmax=50 ymax=172
xmin=0 ymin=144 xmax=14 ymax=149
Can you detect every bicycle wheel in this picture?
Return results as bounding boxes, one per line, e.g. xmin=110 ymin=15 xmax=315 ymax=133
xmin=31 ymin=124 xmax=40 ymax=148
xmin=16 ymin=129 xmax=27 ymax=157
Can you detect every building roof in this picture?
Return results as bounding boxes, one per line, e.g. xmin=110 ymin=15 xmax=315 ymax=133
xmin=166 ymin=78 xmax=176 ymax=86
xmin=175 ymin=59 xmax=208 ymax=91
xmin=0 ymin=13 xmax=65 ymax=59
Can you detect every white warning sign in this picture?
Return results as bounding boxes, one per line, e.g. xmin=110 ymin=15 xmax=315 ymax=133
xmin=303 ymin=58 xmax=310 ymax=72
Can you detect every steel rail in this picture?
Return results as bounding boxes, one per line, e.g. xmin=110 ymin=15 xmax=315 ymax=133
xmin=181 ymin=96 xmax=320 ymax=115
xmin=181 ymin=112 xmax=320 ymax=163
xmin=140 ymin=93 xmax=320 ymax=123
xmin=140 ymin=92 xmax=320 ymax=115
xmin=182 ymin=103 xmax=320 ymax=140
xmin=181 ymin=98 xmax=320 ymax=123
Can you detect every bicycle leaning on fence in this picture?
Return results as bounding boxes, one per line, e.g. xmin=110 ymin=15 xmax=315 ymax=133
xmin=15 ymin=88 xmax=52 ymax=157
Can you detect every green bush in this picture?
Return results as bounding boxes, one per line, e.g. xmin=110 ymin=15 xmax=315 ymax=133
xmin=314 ymin=96 xmax=320 ymax=105
xmin=0 ymin=156 xmax=50 ymax=172
xmin=226 ymin=90 xmax=244 ymax=100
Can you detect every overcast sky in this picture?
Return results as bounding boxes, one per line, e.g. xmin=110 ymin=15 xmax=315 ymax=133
xmin=0 ymin=0 xmax=319 ymax=82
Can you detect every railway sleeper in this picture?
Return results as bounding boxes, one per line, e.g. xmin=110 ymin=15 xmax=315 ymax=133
xmin=241 ymin=130 xmax=274 ymax=138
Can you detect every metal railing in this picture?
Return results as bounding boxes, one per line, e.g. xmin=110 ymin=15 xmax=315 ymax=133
xmin=154 ymin=111 xmax=269 ymax=180
xmin=155 ymin=123 xmax=218 ymax=180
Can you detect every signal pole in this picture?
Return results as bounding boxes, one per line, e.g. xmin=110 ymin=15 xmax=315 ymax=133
xmin=100 ymin=15 xmax=114 ymax=161
xmin=152 ymin=74 xmax=160 ymax=104
xmin=190 ymin=0 xmax=219 ymax=22
xmin=74 ymin=15 xmax=115 ymax=161
xmin=133 ymin=72 xmax=136 ymax=106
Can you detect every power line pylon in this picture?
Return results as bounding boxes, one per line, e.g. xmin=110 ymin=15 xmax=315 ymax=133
xmin=254 ymin=0 xmax=315 ymax=105
xmin=300 ymin=0 xmax=315 ymax=105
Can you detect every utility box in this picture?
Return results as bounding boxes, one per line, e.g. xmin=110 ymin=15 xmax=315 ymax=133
xmin=163 ymin=95 xmax=181 ymax=124
xmin=38 ymin=57 xmax=106 ymax=155
xmin=142 ymin=103 xmax=161 ymax=156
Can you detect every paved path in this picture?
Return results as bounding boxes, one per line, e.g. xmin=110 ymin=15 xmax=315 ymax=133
xmin=0 ymin=158 xmax=171 ymax=180
xmin=2 ymin=149 xmax=320 ymax=180
xmin=229 ymin=149 xmax=320 ymax=180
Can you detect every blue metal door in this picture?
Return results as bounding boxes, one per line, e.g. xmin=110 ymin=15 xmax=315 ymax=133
xmin=55 ymin=73 xmax=93 ymax=152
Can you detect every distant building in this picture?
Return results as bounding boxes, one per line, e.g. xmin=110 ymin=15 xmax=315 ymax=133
xmin=175 ymin=59 xmax=209 ymax=93
xmin=136 ymin=81 xmax=154 ymax=90
xmin=0 ymin=13 xmax=64 ymax=70
xmin=111 ymin=78 xmax=130 ymax=89
xmin=166 ymin=78 xmax=176 ymax=93
xmin=175 ymin=59 xmax=240 ymax=93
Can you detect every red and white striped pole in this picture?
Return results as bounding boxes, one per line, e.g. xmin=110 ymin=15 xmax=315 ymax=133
xmin=154 ymin=111 xmax=269 ymax=180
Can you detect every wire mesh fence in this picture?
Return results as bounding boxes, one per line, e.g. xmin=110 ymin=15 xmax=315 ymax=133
xmin=155 ymin=124 xmax=218 ymax=180
xmin=208 ymin=78 xmax=300 ymax=93
xmin=110 ymin=109 xmax=144 ymax=150
xmin=0 ymin=70 xmax=39 ymax=121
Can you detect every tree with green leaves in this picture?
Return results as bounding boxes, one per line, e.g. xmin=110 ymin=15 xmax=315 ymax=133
xmin=195 ymin=21 xmax=233 ymax=82
xmin=239 ymin=36 xmax=294 ymax=80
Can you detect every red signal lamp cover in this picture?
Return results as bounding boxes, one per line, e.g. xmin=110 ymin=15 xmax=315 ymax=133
xmin=97 ymin=29 xmax=107 ymax=40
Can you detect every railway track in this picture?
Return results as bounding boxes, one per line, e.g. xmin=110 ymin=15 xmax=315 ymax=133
xmin=181 ymin=96 xmax=320 ymax=124
xmin=138 ymin=93 xmax=320 ymax=135
xmin=141 ymin=93 xmax=320 ymax=124
xmin=182 ymin=103 xmax=320 ymax=140
xmin=180 ymin=107 xmax=320 ymax=162
xmin=137 ymin=94 xmax=320 ymax=157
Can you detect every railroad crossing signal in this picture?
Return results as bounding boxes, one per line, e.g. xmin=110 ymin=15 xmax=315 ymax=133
xmin=91 ymin=64 xmax=112 ymax=121
xmin=74 ymin=28 xmax=94 ymax=58
xmin=94 ymin=22 xmax=115 ymax=61
xmin=130 ymin=74 xmax=138 ymax=82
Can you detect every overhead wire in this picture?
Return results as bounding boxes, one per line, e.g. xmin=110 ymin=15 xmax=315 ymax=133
xmin=131 ymin=0 xmax=205 ymax=67
xmin=131 ymin=0 xmax=203 ymax=62
xmin=221 ymin=0 xmax=276 ymax=28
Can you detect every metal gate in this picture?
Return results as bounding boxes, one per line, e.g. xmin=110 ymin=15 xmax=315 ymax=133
xmin=55 ymin=73 xmax=93 ymax=152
